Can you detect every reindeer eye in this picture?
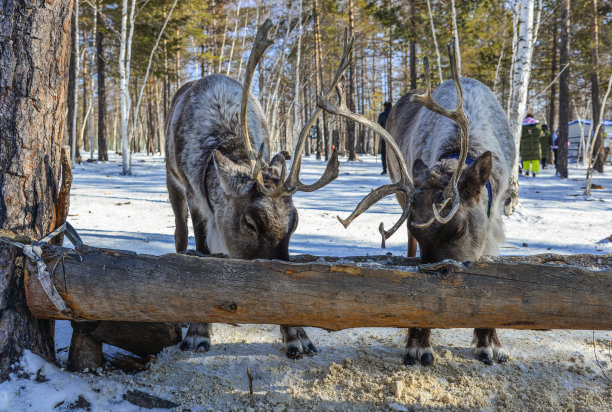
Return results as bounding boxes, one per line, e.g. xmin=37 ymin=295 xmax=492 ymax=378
xmin=243 ymin=216 xmax=258 ymax=234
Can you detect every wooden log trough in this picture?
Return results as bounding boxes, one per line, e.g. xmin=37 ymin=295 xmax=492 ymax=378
xmin=7 ymin=229 xmax=611 ymax=330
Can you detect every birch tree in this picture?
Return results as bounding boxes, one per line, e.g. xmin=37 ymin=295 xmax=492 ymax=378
xmin=450 ymin=0 xmax=461 ymax=77
xmin=119 ymin=0 xmax=136 ymax=174
xmin=426 ymin=0 xmax=443 ymax=84
xmin=505 ymin=0 xmax=536 ymax=215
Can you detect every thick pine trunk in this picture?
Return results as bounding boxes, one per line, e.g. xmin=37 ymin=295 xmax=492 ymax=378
xmin=557 ymin=0 xmax=571 ymax=178
xmin=0 ymin=0 xmax=72 ymax=381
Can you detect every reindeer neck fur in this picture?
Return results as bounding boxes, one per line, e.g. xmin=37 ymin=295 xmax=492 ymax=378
xmin=387 ymin=77 xmax=516 ymax=256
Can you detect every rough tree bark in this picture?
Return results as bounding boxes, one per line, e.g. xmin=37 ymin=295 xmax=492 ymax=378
xmin=557 ymin=0 xmax=570 ymax=178
xmin=0 ymin=0 xmax=72 ymax=381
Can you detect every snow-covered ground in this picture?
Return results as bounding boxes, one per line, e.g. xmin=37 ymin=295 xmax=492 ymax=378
xmin=2 ymin=153 xmax=611 ymax=411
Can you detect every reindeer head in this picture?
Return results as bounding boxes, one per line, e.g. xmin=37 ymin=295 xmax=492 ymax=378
xmin=408 ymin=152 xmax=492 ymax=263
xmin=211 ymin=150 xmax=297 ymax=260
xmin=318 ymin=39 xmax=491 ymax=263
xmin=214 ymin=21 xmax=354 ymax=260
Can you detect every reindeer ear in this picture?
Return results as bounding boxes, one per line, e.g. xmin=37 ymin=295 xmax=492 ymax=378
xmin=268 ymin=153 xmax=287 ymax=178
xmin=412 ymin=158 xmax=428 ymax=175
xmin=212 ymin=150 xmax=253 ymax=196
xmin=460 ymin=151 xmax=493 ymax=201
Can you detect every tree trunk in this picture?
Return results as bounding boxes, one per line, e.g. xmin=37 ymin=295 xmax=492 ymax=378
xmin=548 ymin=20 xmax=557 ymax=132
xmin=96 ymin=6 xmax=108 ymax=161
xmin=21 ymin=245 xmax=612 ymax=331
xmin=426 ymin=0 xmax=443 ymax=85
xmin=450 ymin=0 xmax=461 ymax=76
xmin=347 ymin=0 xmax=357 ymax=160
xmin=505 ymin=0 xmax=536 ymax=215
xmin=0 ymin=0 xmax=72 ymax=381
xmin=557 ymin=0 xmax=571 ymax=178
xmin=68 ymin=5 xmax=82 ymax=164
xmin=292 ymin=0 xmax=303 ymax=154
xmin=82 ymin=29 xmax=90 ymax=153
xmin=590 ymin=0 xmax=603 ymax=173
xmin=313 ymin=0 xmax=324 ymax=160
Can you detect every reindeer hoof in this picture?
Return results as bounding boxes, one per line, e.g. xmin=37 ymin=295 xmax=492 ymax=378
xmin=403 ymin=353 xmax=416 ymax=366
xmin=497 ymin=353 xmax=508 ymax=363
xmin=303 ymin=342 xmax=318 ymax=356
xmin=179 ymin=341 xmax=191 ymax=351
xmin=196 ymin=341 xmax=211 ymax=352
xmin=478 ymin=352 xmax=493 ymax=365
xmin=420 ymin=352 xmax=435 ymax=366
xmin=286 ymin=347 xmax=303 ymax=360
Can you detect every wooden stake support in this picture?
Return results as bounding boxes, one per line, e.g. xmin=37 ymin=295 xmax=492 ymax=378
xmin=14 ymin=237 xmax=612 ymax=331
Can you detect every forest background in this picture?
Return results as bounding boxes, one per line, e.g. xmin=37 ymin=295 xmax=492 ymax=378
xmin=68 ymin=0 xmax=611 ymax=176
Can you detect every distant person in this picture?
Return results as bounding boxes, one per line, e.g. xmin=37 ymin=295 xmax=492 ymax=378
xmin=552 ymin=128 xmax=559 ymax=167
xmin=378 ymin=101 xmax=392 ymax=175
xmin=520 ymin=113 xmax=542 ymax=177
xmin=540 ymin=124 xmax=552 ymax=169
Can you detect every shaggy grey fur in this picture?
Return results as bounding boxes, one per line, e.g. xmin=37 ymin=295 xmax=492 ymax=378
xmin=386 ymin=77 xmax=516 ymax=366
xmin=165 ymin=74 xmax=315 ymax=358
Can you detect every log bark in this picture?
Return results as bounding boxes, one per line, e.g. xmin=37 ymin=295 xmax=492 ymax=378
xmin=18 ymin=242 xmax=612 ymax=331
xmin=0 ymin=0 xmax=72 ymax=381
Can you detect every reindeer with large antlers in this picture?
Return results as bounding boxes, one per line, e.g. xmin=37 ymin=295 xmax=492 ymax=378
xmin=165 ymin=20 xmax=353 ymax=358
xmin=319 ymin=39 xmax=516 ymax=366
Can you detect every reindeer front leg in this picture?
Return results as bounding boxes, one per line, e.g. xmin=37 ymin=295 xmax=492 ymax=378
xmin=404 ymin=328 xmax=434 ymax=366
xmin=473 ymin=328 xmax=508 ymax=365
xmin=280 ymin=326 xmax=317 ymax=359
xmin=181 ymin=323 xmax=212 ymax=352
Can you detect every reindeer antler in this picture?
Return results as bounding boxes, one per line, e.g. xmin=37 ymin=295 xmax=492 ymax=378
xmin=409 ymin=38 xmax=469 ymax=228
xmin=239 ymin=19 xmax=275 ymax=186
xmin=317 ymin=78 xmax=416 ymax=248
xmin=240 ymin=22 xmax=353 ymax=198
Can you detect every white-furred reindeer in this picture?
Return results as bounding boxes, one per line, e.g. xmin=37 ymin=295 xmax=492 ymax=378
xmin=165 ymin=21 xmax=353 ymax=359
xmin=318 ymin=40 xmax=516 ymax=366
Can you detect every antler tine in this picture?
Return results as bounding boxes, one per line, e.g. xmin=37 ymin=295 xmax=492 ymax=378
xmin=318 ymin=75 xmax=415 ymax=247
xmin=267 ymin=28 xmax=354 ymax=198
xmin=240 ymin=19 xmax=275 ymax=173
xmin=410 ymin=37 xmax=469 ymax=225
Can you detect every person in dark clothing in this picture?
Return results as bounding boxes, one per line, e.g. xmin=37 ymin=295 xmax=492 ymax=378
xmin=520 ymin=113 xmax=542 ymax=177
xmin=378 ymin=102 xmax=392 ymax=175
